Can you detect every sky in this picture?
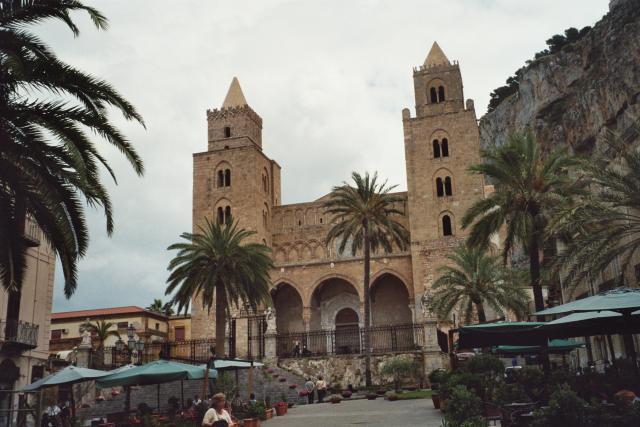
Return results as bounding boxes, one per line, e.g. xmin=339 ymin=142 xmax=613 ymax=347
xmin=45 ymin=0 xmax=609 ymax=313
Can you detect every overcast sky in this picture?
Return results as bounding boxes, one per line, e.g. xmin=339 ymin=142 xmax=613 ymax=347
xmin=46 ymin=0 xmax=609 ymax=313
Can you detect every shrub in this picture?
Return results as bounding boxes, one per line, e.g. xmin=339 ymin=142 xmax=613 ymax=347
xmin=341 ymin=390 xmax=352 ymax=398
xmin=380 ymin=357 xmax=421 ymax=392
xmin=514 ymin=366 xmax=546 ymax=402
xmin=246 ymin=402 xmax=266 ymax=421
xmin=444 ymin=385 xmax=483 ymax=427
xmin=429 ymin=368 xmax=450 ymax=389
xmin=385 ymin=392 xmax=399 ymax=401
xmin=328 ymin=394 xmax=342 ymax=404
xmin=460 ymin=416 xmax=487 ymax=427
xmin=467 ymin=354 xmax=504 ymax=377
xmin=530 ymin=385 xmax=587 ymax=427
xmin=441 ymin=371 xmax=483 ymax=400
xmin=493 ymin=383 xmax=529 ymax=405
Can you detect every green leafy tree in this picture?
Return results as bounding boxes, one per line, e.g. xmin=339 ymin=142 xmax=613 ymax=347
xmin=380 ymin=356 xmax=420 ymax=392
xmin=80 ymin=319 xmax=120 ymax=349
xmin=462 ymin=130 xmax=578 ymax=312
xmin=552 ymin=120 xmax=640 ymax=294
xmin=429 ymin=245 xmax=530 ymax=323
xmin=165 ymin=218 xmax=273 ymax=357
xmin=0 ymin=0 xmax=144 ymax=321
xmin=147 ymin=299 xmax=174 ymax=316
xmin=323 ymin=171 xmax=410 ymax=387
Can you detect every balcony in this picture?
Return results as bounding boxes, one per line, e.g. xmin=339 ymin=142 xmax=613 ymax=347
xmin=0 ymin=319 xmax=39 ymax=353
xmin=24 ymin=216 xmax=41 ymax=247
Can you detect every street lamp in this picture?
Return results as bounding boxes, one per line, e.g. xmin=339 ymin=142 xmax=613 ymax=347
xmin=115 ymin=324 xmax=145 ymax=364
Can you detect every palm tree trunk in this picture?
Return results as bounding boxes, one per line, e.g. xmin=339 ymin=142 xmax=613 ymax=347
xmin=529 ymin=229 xmax=544 ymax=314
xmin=6 ymin=196 xmax=26 ymax=324
xmin=214 ymin=285 xmax=227 ymax=357
xmin=475 ymin=303 xmax=487 ymax=323
xmin=363 ymin=222 xmax=372 ymax=388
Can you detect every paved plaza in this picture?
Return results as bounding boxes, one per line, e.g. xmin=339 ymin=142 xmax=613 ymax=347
xmin=267 ymin=398 xmax=443 ymax=426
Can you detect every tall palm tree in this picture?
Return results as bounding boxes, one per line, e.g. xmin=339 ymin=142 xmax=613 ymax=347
xmin=0 ymin=1 xmax=144 ymax=320
xmin=323 ymin=171 xmax=410 ymax=387
xmin=80 ymin=319 xmax=120 ymax=349
xmin=428 ymin=245 xmax=530 ymax=324
xmin=147 ymin=299 xmax=175 ymax=316
xmin=552 ymin=119 xmax=640 ymax=294
xmin=462 ymin=130 xmax=578 ymax=312
xmin=165 ymin=218 xmax=273 ymax=357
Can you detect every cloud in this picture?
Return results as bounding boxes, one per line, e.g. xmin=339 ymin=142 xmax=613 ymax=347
xmin=44 ymin=0 xmax=608 ymax=312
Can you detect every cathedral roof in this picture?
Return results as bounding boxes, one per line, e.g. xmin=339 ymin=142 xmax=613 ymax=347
xmin=423 ymin=41 xmax=451 ymax=67
xmin=222 ymin=76 xmax=248 ymax=108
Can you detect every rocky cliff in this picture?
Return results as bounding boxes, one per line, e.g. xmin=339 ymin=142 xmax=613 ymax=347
xmin=479 ymin=0 xmax=640 ymax=151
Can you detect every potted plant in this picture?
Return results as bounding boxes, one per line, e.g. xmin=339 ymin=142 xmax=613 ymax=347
xmin=280 ymin=393 xmax=289 ymax=413
xmin=298 ymin=390 xmax=309 ymax=398
xmin=289 ymin=383 xmax=297 ymax=389
xmin=431 ymin=391 xmax=441 ymax=409
xmin=264 ymin=405 xmax=274 ymax=420
xmin=279 ymin=377 xmax=287 ymax=382
xmin=428 ymin=368 xmax=449 ymax=391
xmin=273 ymin=373 xmax=279 ymax=378
xmin=244 ymin=402 xmax=265 ymax=427
xmin=376 ymin=388 xmax=387 ymax=396
xmin=267 ymin=368 xmax=275 ymax=374
xmin=385 ymin=392 xmax=399 ymax=401
xmin=366 ymin=393 xmax=378 ymax=400
xmin=380 ymin=357 xmax=420 ymax=392
xmin=328 ymin=394 xmax=342 ymax=404
xmin=341 ymin=390 xmax=352 ymax=399
xmin=275 ymin=402 xmax=287 ymax=416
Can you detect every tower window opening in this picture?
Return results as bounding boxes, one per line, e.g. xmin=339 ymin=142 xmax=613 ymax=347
xmin=442 ymin=215 xmax=452 ymax=236
xmin=224 ymin=169 xmax=231 ymax=187
xmin=319 ymin=218 xmax=323 ymax=224
xmin=430 ymin=87 xmax=438 ymax=104
xmin=438 ymin=86 xmax=445 ymax=102
xmin=433 ymin=140 xmax=441 ymax=159
xmin=436 ymin=178 xmax=444 ymax=197
xmin=224 ymin=126 xmax=231 ymax=138
xmin=298 ymin=220 xmax=302 ymax=227
xmin=442 ymin=138 xmax=449 ymax=157
xmin=217 ymin=207 xmax=224 ymax=224
xmin=224 ymin=206 xmax=232 ymax=223
xmin=444 ymin=177 xmax=452 ymax=196
xmin=217 ymin=170 xmax=224 ymax=188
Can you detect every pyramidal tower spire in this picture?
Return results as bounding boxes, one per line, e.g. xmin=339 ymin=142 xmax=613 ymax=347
xmin=222 ymin=76 xmax=247 ymax=109
xmin=423 ymin=41 xmax=450 ymax=67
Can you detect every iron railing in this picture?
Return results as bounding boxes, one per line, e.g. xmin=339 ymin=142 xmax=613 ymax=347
xmin=276 ymin=322 xmax=424 ymax=358
xmin=0 ymin=319 xmax=39 ymax=350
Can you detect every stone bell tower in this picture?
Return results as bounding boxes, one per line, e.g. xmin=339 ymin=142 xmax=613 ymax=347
xmin=402 ymin=42 xmax=485 ymax=320
xmin=190 ymin=78 xmax=281 ymax=340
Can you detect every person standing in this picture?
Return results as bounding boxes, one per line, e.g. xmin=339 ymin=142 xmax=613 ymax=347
xmin=304 ymin=378 xmax=315 ymax=404
xmin=315 ymin=376 xmax=327 ymax=403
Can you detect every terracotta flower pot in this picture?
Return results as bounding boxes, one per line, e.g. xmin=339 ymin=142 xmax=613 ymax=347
xmin=366 ymin=394 xmax=377 ymax=400
xmin=275 ymin=405 xmax=287 ymax=416
xmin=341 ymin=391 xmax=352 ymax=399
xmin=243 ymin=418 xmax=260 ymax=427
xmin=431 ymin=394 xmax=441 ymax=409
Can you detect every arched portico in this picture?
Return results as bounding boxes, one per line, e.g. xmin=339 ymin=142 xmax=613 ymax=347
xmin=310 ymin=277 xmax=362 ymax=330
xmin=270 ymin=282 xmax=304 ymax=333
xmin=371 ymin=273 xmax=412 ymax=326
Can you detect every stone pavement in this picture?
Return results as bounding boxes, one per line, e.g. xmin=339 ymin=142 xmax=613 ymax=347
xmin=266 ymin=398 xmax=443 ymax=426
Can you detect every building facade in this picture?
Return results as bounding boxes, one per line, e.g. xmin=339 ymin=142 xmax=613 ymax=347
xmin=0 ymin=218 xmax=55 ymax=425
xmin=190 ymin=43 xmax=487 ymax=363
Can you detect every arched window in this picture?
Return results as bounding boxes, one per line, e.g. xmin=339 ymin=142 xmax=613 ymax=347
xmin=436 ymin=178 xmax=444 ymax=197
xmin=441 ymin=138 xmax=449 ymax=157
xmin=263 ymin=210 xmax=268 ymax=227
xmin=224 ymin=126 xmax=231 ymax=138
xmin=432 ymin=140 xmax=441 ymax=159
xmin=442 ymin=215 xmax=452 ymax=236
xmin=224 ymin=206 xmax=231 ymax=223
xmin=217 ymin=170 xmax=224 ymax=188
xmin=444 ymin=177 xmax=452 ymax=196
xmin=224 ymin=169 xmax=231 ymax=187
xmin=430 ymin=87 xmax=438 ymax=104
xmin=438 ymin=86 xmax=445 ymax=102
xmin=217 ymin=207 xmax=224 ymax=225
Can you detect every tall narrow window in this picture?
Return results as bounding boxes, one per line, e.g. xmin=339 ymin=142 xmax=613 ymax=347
xmin=224 ymin=126 xmax=231 ymax=138
xmin=430 ymin=87 xmax=438 ymax=104
xmin=441 ymin=138 xmax=449 ymax=157
xmin=442 ymin=215 xmax=452 ymax=236
xmin=436 ymin=178 xmax=444 ymax=197
xmin=224 ymin=206 xmax=231 ymax=223
xmin=438 ymin=86 xmax=445 ymax=102
xmin=217 ymin=207 xmax=224 ymax=224
xmin=224 ymin=169 xmax=231 ymax=187
xmin=432 ymin=140 xmax=441 ymax=159
xmin=444 ymin=177 xmax=452 ymax=196
xmin=217 ymin=170 xmax=224 ymax=188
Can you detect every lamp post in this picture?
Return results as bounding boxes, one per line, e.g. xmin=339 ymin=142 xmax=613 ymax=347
xmin=115 ymin=324 xmax=145 ymax=415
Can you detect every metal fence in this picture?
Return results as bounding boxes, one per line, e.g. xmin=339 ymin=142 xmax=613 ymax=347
xmin=276 ymin=322 xmax=424 ymax=358
xmin=95 ymin=339 xmax=218 ymax=369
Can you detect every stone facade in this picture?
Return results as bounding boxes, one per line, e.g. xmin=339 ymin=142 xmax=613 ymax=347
xmin=190 ymin=43 xmax=487 ymax=367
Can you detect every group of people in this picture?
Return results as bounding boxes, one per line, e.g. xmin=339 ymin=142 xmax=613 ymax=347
xmin=303 ymin=376 xmax=328 ymax=403
xmin=291 ymin=340 xmax=312 ymax=357
xmin=42 ymin=401 xmax=72 ymax=427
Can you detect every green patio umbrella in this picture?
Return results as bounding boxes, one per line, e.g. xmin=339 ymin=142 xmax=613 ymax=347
xmin=493 ymin=339 xmax=585 ymax=355
xmin=457 ymin=321 xmax=546 ymax=349
xmin=535 ymin=288 xmax=640 ymax=316
xmin=96 ymin=359 xmax=217 ymax=387
xmin=22 ymin=366 xmax=109 ymax=391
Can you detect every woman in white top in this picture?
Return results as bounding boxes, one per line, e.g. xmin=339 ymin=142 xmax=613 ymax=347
xmin=202 ymin=393 xmax=236 ymax=427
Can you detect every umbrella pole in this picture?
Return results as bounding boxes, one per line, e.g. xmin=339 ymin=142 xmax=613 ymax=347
xmin=248 ymin=360 xmax=254 ymax=399
xmin=584 ymin=336 xmax=594 ymax=367
xmin=622 ymin=312 xmax=639 ymax=375
xmin=606 ymin=335 xmax=616 ymax=366
xmin=125 ymin=386 xmax=131 ymax=415
xmin=181 ymin=380 xmax=184 ymax=410
xmin=157 ymin=384 xmax=160 ymax=412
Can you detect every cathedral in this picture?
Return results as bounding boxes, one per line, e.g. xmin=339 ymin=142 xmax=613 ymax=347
xmin=190 ymin=42 xmax=487 ymax=365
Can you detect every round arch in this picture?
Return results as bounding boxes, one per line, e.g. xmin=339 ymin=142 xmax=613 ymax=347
xmin=371 ymin=268 xmax=413 ymax=298
xmin=370 ymin=273 xmax=413 ymax=326
xmin=307 ymin=273 xmax=360 ymax=305
xmin=270 ymin=282 xmax=304 ymax=333
xmin=309 ymin=275 xmax=361 ymax=330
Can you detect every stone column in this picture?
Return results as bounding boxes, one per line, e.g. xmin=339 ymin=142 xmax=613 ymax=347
xmin=302 ymin=306 xmax=312 ymax=332
xmin=264 ymin=308 xmax=278 ymax=364
xmin=76 ymin=329 xmax=92 ymax=368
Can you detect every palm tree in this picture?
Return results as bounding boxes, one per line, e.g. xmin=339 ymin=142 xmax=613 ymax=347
xmin=552 ymin=119 xmax=640 ymax=294
xmin=80 ymin=319 xmax=120 ymax=349
xmin=165 ymin=218 xmax=273 ymax=357
xmin=147 ymin=299 xmax=175 ymax=316
xmin=323 ymin=171 xmax=410 ymax=387
xmin=462 ymin=130 xmax=578 ymax=312
xmin=0 ymin=0 xmax=144 ymax=321
xmin=428 ymin=245 xmax=531 ymax=324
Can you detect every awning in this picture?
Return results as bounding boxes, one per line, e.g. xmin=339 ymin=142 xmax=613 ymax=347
xmin=22 ymin=366 xmax=109 ymax=391
xmin=535 ymin=288 xmax=640 ymax=316
xmin=96 ymin=359 xmax=217 ymax=388
xmin=493 ymin=339 xmax=585 ymax=355
xmin=457 ymin=321 xmax=546 ymax=349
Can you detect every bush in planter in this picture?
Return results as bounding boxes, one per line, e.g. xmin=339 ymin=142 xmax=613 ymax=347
xmin=246 ymin=402 xmax=267 ymax=421
xmin=530 ymin=385 xmax=588 ymax=427
xmin=443 ymin=385 xmax=483 ymax=427
xmin=341 ymin=390 xmax=352 ymax=399
xmin=380 ymin=357 xmax=421 ymax=392
xmin=493 ymin=382 xmax=529 ymax=406
xmin=298 ymin=390 xmax=308 ymax=397
xmin=467 ymin=354 xmax=504 ymax=378
xmin=440 ymin=371 xmax=483 ymax=401
xmin=366 ymin=393 xmax=377 ymax=400
xmin=385 ymin=392 xmax=399 ymax=401
xmin=279 ymin=377 xmax=287 ymax=382
xmin=428 ymin=368 xmax=450 ymax=391
xmin=289 ymin=383 xmax=297 ymax=389
xmin=514 ymin=366 xmax=546 ymax=402
xmin=328 ymin=394 xmax=342 ymax=404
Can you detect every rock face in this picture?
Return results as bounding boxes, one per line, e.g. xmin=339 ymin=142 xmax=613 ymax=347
xmin=480 ymin=0 xmax=640 ymax=151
